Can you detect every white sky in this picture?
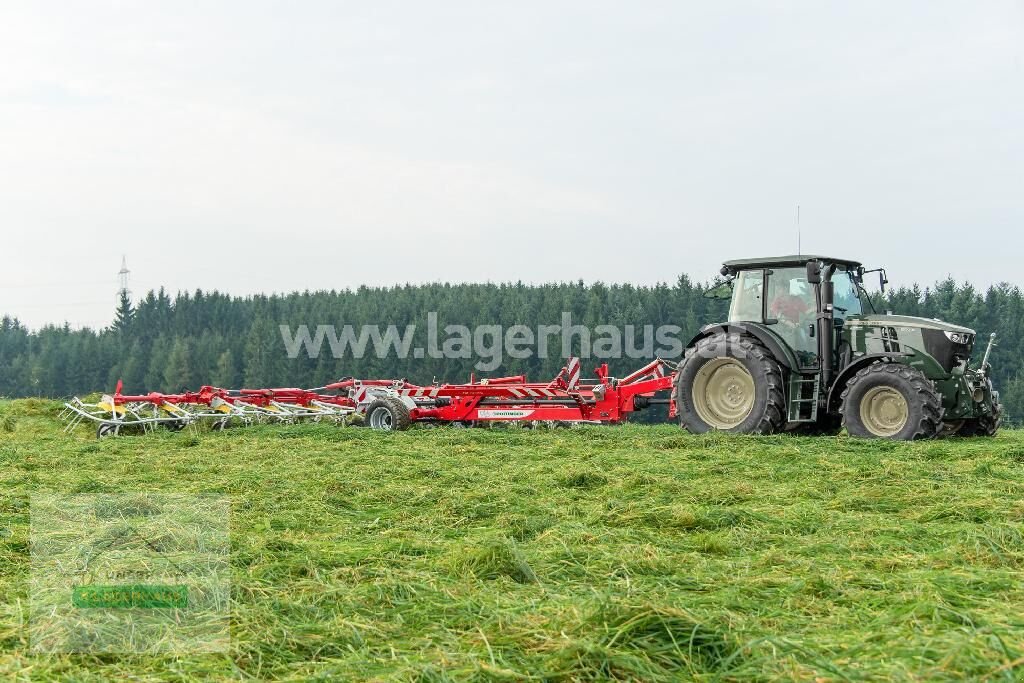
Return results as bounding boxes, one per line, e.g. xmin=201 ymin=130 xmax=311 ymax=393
xmin=1 ymin=1 xmax=1022 ymax=329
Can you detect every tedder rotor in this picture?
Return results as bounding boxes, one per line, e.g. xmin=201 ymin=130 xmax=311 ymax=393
xmin=61 ymin=381 xmax=357 ymax=437
xmin=61 ymin=358 xmax=678 ymax=437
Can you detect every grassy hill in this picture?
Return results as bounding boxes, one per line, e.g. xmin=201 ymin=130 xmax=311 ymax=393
xmin=1 ymin=400 xmax=1023 ymax=681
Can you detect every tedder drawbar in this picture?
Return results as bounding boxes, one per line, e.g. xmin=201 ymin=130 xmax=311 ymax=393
xmin=62 ymin=256 xmax=1003 ymax=441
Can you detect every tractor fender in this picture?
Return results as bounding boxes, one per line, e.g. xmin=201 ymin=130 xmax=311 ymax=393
xmin=684 ymin=323 xmax=800 ymax=372
xmin=826 ymin=353 xmax=912 ymax=411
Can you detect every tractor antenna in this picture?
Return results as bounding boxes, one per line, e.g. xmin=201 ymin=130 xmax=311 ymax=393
xmin=117 ymin=255 xmax=131 ymax=301
xmin=796 ymin=205 xmax=801 ymax=256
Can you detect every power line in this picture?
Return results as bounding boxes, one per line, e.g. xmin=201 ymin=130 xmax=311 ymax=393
xmin=118 ymin=255 xmax=131 ymax=301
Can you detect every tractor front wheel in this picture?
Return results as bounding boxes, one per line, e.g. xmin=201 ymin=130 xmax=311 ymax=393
xmin=840 ymin=363 xmax=942 ymax=440
xmin=675 ymin=332 xmax=786 ymax=435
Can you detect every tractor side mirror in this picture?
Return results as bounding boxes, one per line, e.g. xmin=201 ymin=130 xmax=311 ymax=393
xmin=879 ymin=269 xmax=888 ymax=293
xmin=806 ymin=261 xmax=822 ymax=285
xmin=704 ymin=280 xmax=734 ymax=300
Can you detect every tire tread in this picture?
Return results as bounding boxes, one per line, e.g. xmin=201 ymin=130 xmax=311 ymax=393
xmin=676 ymin=332 xmax=787 ymax=435
xmin=839 ymin=362 xmax=943 ymax=440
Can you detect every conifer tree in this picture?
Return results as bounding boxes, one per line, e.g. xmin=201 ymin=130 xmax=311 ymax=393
xmin=214 ymin=349 xmax=239 ymax=388
xmin=163 ymin=338 xmax=195 ymax=390
xmin=112 ymin=290 xmax=134 ymax=335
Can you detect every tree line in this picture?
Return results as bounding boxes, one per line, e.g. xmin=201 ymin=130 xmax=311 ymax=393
xmin=1 ymin=277 xmax=1021 ymax=424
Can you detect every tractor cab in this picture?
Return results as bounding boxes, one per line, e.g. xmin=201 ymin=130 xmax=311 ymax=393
xmin=717 ymin=255 xmax=863 ymax=370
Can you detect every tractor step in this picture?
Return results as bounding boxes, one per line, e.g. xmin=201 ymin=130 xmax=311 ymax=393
xmin=787 ymin=373 xmax=820 ymax=422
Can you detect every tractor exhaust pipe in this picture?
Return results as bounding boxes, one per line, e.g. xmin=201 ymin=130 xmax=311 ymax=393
xmin=820 ymin=264 xmax=835 ymax=390
xmin=807 ymin=260 xmax=836 ymax=392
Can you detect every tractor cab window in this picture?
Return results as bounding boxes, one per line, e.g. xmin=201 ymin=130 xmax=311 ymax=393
xmin=767 ymin=267 xmax=817 ymax=366
xmin=728 ymin=270 xmax=763 ymax=322
xmin=833 ymin=270 xmax=862 ymax=319
xmin=767 ymin=269 xmax=815 ymax=322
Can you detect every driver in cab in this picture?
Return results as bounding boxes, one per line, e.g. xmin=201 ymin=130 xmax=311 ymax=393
xmin=768 ymin=274 xmax=816 ymax=356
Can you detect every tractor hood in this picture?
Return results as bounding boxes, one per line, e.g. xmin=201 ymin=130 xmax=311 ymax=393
xmin=844 ymin=314 xmax=977 ymax=374
xmin=844 ymin=314 xmax=974 ymax=335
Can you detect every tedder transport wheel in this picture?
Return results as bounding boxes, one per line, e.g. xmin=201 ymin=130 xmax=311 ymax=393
xmin=366 ymin=397 xmax=412 ymax=431
xmin=96 ymin=422 xmax=120 ymax=438
xmin=840 ymin=363 xmax=942 ymax=440
xmin=675 ymin=332 xmax=786 ymax=434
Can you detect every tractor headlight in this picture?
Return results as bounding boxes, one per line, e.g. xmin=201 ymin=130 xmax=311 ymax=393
xmin=944 ymin=331 xmax=972 ymax=345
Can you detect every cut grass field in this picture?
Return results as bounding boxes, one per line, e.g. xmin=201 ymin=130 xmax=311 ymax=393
xmin=2 ymin=399 xmax=1024 ymax=681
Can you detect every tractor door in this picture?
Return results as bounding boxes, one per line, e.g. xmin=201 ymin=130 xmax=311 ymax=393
xmin=765 ymin=267 xmax=818 ymax=369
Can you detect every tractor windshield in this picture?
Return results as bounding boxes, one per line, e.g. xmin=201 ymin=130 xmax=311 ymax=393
xmin=833 ymin=270 xmax=862 ymax=319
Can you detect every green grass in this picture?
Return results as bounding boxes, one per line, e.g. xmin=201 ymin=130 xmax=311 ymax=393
xmin=2 ymin=399 xmax=1024 ymax=681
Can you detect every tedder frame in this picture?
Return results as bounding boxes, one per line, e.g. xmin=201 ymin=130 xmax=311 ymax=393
xmin=62 ymin=357 xmax=677 ymax=436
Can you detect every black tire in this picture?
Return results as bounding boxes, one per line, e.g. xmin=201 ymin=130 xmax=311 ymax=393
xmin=956 ymin=418 xmax=997 ymax=437
xmin=164 ymin=419 xmax=187 ymax=432
xmin=674 ymin=332 xmax=786 ymax=435
xmin=365 ymin=397 xmax=412 ymax=431
xmin=957 ymin=405 xmax=1001 ymax=437
xmin=211 ymin=417 xmax=229 ymax=432
xmin=96 ymin=422 xmax=120 ymax=438
xmin=957 ymin=388 xmax=1002 ymax=437
xmin=840 ymin=363 xmax=942 ymax=440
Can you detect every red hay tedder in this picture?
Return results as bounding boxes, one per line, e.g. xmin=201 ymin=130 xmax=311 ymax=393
xmin=61 ymin=357 xmax=678 ymax=436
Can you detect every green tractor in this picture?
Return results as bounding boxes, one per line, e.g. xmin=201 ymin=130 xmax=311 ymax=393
xmin=675 ymin=255 xmax=1002 ymax=440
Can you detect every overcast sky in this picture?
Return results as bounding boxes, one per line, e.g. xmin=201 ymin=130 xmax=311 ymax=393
xmin=1 ymin=1 xmax=1022 ymax=329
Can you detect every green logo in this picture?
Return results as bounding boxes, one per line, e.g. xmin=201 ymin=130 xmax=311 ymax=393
xmin=72 ymin=584 xmax=188 ymax=609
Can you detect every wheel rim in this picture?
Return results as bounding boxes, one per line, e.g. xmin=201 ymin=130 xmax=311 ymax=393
xmin=692 ymin=358 xmax=756 ymax=429
xmin=370 ymin=407 xmax=393 ymax=430
xmin=859 ymin=386 xmax=909 ymax=437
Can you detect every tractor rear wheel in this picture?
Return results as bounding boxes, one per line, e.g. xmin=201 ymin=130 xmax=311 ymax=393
xmin=675 ymin=332 xmax=786 ymax=435
xmin=366 ymin=397 xmax=412 ymax=431
xmin=840 ymin=363 xmax=942 ymax=440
